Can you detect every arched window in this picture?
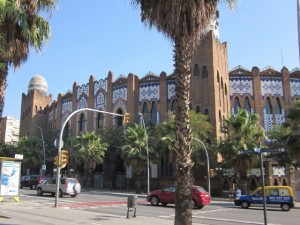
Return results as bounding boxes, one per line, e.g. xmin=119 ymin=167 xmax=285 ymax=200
xmin=219 ymin=111 xmax=222 ymax=130
xmin=151 ymin=102 xmax=158 ymax=124
xmin=204 ymin=109 xmax=209 ymax=115
xmin=142 ymin=102 xmax=149 ymax=123
xmin=234 ymin=97 xmax=240 ymax=114
xmin=35 ymin=105 xmax=38 ymax=113
xmin=79 ymin=113 xmax=85 ymax=132
xmin=275 ymin=98 xmax=282 ymax=114
xmin=244 ymin=97 xmax=251 ymax=112
xmin=171 ymin=100 xmax=176 ymax=113
xmin=96 ymin=112 xmax=104 ymax=129
xmin=202 ymin=66 xmax=208 ymax=79
xmin=274 ymin=179 xmax=279 ymax=186
xmin=196 ymin=106 xmax=200 ymax=113
xmin=194 ymin=64 xmax=200 ymax=76
xmin=116 ymin=108 xmax=123 ymax=126
xmin=266 ymin=98 xmax=272 ymax=114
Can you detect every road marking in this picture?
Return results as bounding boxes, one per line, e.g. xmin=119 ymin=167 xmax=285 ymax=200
xmin=193 ymin=208 xmax=233 ymax=214
xmin=192 ymin=215 xmax=281 ymax=225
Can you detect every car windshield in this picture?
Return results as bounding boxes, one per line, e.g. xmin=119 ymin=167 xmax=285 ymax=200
xmin=194 ymin=186 xmax=207 ymax=192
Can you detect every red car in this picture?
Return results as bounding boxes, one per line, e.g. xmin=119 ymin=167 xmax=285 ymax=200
xmin=147 ymin=186 xmax=210 ymax=209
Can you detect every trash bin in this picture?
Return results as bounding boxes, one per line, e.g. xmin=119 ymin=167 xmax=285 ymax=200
xmin=127 ymin=195 xmax=138 ymax=208
xmin=127 ymin=195 xmax=137 ymax=218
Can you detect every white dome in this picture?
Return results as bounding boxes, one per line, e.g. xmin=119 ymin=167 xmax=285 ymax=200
xmin=28 ymin=74 xmax=48 ymax=94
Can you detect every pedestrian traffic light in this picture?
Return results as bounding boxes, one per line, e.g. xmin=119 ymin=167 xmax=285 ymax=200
xmin=54 ymin=155 xmax=59 ymax=166
xmin=61 ymin=150 xmax=69 ymax=169
xmin=124 ymin=113 xmax=131 ymax=125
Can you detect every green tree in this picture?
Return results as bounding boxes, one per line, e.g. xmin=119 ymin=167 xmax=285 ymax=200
xmin=74 ymin=132 xmax=108 ymax=187
xmin=0 ymin=0 xmax=57 ymax=118
xmin=267 ymin=100 xmax=300 ymax=164
xmin=218 ymin=109 xmax=264 ymax=184
xmin=17 ymin=136 xmax=42 ymax=174
xmin=130 ymin=1 xmax=237 ymax=224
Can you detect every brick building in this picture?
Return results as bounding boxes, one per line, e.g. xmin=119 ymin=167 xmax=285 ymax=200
xmin=19 ymin=21 xmax=300 ymax=195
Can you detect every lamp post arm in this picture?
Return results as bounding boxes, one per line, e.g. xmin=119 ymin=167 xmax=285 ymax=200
xmin=192 ymin=137 xmax=210 ymax=198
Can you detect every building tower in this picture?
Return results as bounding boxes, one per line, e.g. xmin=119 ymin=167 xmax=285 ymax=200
xmin=191 ymin=12 xmax=230 ymax=139
xmin=19 ymin=74 xmax=52 ymax=137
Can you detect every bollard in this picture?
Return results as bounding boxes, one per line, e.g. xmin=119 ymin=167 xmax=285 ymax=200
xmin=127 ymin=195 xmax=137 ymax=218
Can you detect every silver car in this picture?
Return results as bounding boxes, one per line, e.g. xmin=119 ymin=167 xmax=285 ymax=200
xmin=36 ymin=177 xmax=81 ymax=197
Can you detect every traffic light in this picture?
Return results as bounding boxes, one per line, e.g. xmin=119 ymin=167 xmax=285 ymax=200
xmin=61 ymin=150 xmax=69 ymax=169
xmin=54 ymin=155 xmax=59 ymax=166
xmin=124 ymin=113 xmax=131 ymax=125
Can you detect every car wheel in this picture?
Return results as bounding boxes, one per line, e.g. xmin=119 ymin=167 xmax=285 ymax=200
xmin=150 ymin=196 xmax=159 ymax=206
xmin=37 ymin=188 xmax=43 ymax=196
xmin=59 ymin=190 xmax=63 ymax=198
xmin=198 ymin=205 xmax=204 ymax=209
xmin=241 ymin=201 xmax=250 ymax=209
xmin=71 ymin=194 xmax=76 ymax=198
xmin=31 ymin=184 xmax=37 ymax=190
xmin=51 ymin=193 xmax=55 ymax=196
xmin=281 ymin=203 xmax=290 ymax=211
xmin=162 ymin=203 xmax=167 ymax=206
xmin=190 ymin=199 xmax=198 ymax=209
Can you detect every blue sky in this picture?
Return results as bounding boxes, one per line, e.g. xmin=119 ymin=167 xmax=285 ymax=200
xmin=4 ymin=0 xmax=299 ymax=119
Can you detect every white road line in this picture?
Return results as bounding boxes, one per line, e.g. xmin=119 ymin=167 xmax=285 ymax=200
xmin=193 ymin=208 xmax=234 ymax=214
xmin=192 ymin=215 xmax=281 ymax=225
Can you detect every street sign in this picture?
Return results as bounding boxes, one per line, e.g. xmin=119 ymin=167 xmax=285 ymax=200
xmin=42 ymin=165 xmax=46 ymax=170
xmin=237 ymin=150 xmax=256 ymax=155
xmin=238 ymin=148 xmax=286 ymax=155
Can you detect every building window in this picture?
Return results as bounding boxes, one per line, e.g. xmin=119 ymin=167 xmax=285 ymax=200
xmin=151 ymin=102 xmax=158 ymax=124
xmin=142 ymin=102 xmax=149 ymax=124
xmin=194 ymin=64 xmax=200 ymax=76
xmin=275 ymin=98 xmax=282 ymax=114
xmin=202 ymin=66 xmax=208 ymax=79
xmin=244 ymin=97 xmax=251 ymax=113
xmin=266 ymin=98 xmax=272 ymax=114
xmin=79 ymin=113 xmax=85 ymax=132
xmin=234 ymin=97 xmax=240 ymax=114
xmin=96 ymin=112 xmax=104 ymax=129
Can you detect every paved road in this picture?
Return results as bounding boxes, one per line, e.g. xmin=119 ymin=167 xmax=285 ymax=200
xmin=1 ymin=188 xmax=299 ymax=225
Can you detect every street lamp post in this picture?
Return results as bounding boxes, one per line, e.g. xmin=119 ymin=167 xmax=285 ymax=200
xmin=139 ymin=113 xmax=150 ymax=194
xmin=192 ymin=138 xmax=210 ymax=198
xmin=55 ymin=108 xmax=124 ymax=207
xmin=37 ymin=126 xmax=46 ymax=175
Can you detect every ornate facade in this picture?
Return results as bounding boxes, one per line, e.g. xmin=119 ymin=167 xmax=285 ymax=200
xmin=19 ymin=29 xmax=300 ymax=196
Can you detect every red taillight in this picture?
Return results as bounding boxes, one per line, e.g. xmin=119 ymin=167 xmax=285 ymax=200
xmin=65 ymin=179 xmax=68 ymax=188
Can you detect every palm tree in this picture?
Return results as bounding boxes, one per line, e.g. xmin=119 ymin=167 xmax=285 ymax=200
xmin=73 ymin=132 xmax=108 ymax=187
xmin=122 ymin=123 xmax=157 ymax=193
xmin=0 ymin=0 xmax=57 ymax=118
xmin=130 ymin=1 xmax=237 ymax=224
xmin=218 ymin=108 xmax=264 ymax=187
xmin=17 ymin=136 xmax=42 ymax=174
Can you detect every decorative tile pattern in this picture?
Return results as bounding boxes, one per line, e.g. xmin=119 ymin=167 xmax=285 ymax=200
xmin=139 ymin=82 xmax=160 ymax=102
xmin=272 ymin=167 xmax=285 ymax=177
xmin=77 ymin=84 xmax=89 ymax=99
xmin=62 ymin=99 xmax=72 ymax=115
xmin=95 ymin=92 xmax=106 ymax=110
xmin=290 ymin=78 xmax=300 ymax=100
xmin=263 ymin=108 xmax=273 ymax=132
xmin=230 ymin=77 xmax=253 ymax=97
xmin=168 ymin=81 xmax=175 ymax=101
xmin=112 ymin=86 xmax=127 ymax=104
xmin=261 ymin=77 xmax=283 ymax=97
xmin=247 ymin=168 xmax=264 ymax=177
xmin=275 ymin=109 xmax=285 ymax=125
xmin=223 ymin=168 xmax=235 ymax=177
xmin=94 ymin=78 xmax=107 ymax=95
xmin=78 ymin=97 xmax=87 ymax=109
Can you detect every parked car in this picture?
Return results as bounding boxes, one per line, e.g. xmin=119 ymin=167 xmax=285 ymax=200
xmin=20 ymin=175 xmax=48 ymax=190
xmin=234 ymin=186 xmax=295 ymax=211
xmin=147 ymin=186 xmax=210 ymax=209
xmin=36 ymin=177 xmax=81 ymax=197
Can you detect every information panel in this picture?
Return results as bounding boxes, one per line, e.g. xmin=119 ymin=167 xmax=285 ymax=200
xmin=0 ymin=160 xmax=21 ymax=196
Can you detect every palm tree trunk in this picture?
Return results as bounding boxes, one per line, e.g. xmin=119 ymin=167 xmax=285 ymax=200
xmin=0 ymin=62 xmax=8 ymax=119
xmin=173 ymin=37 xmax=193 ymax=225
